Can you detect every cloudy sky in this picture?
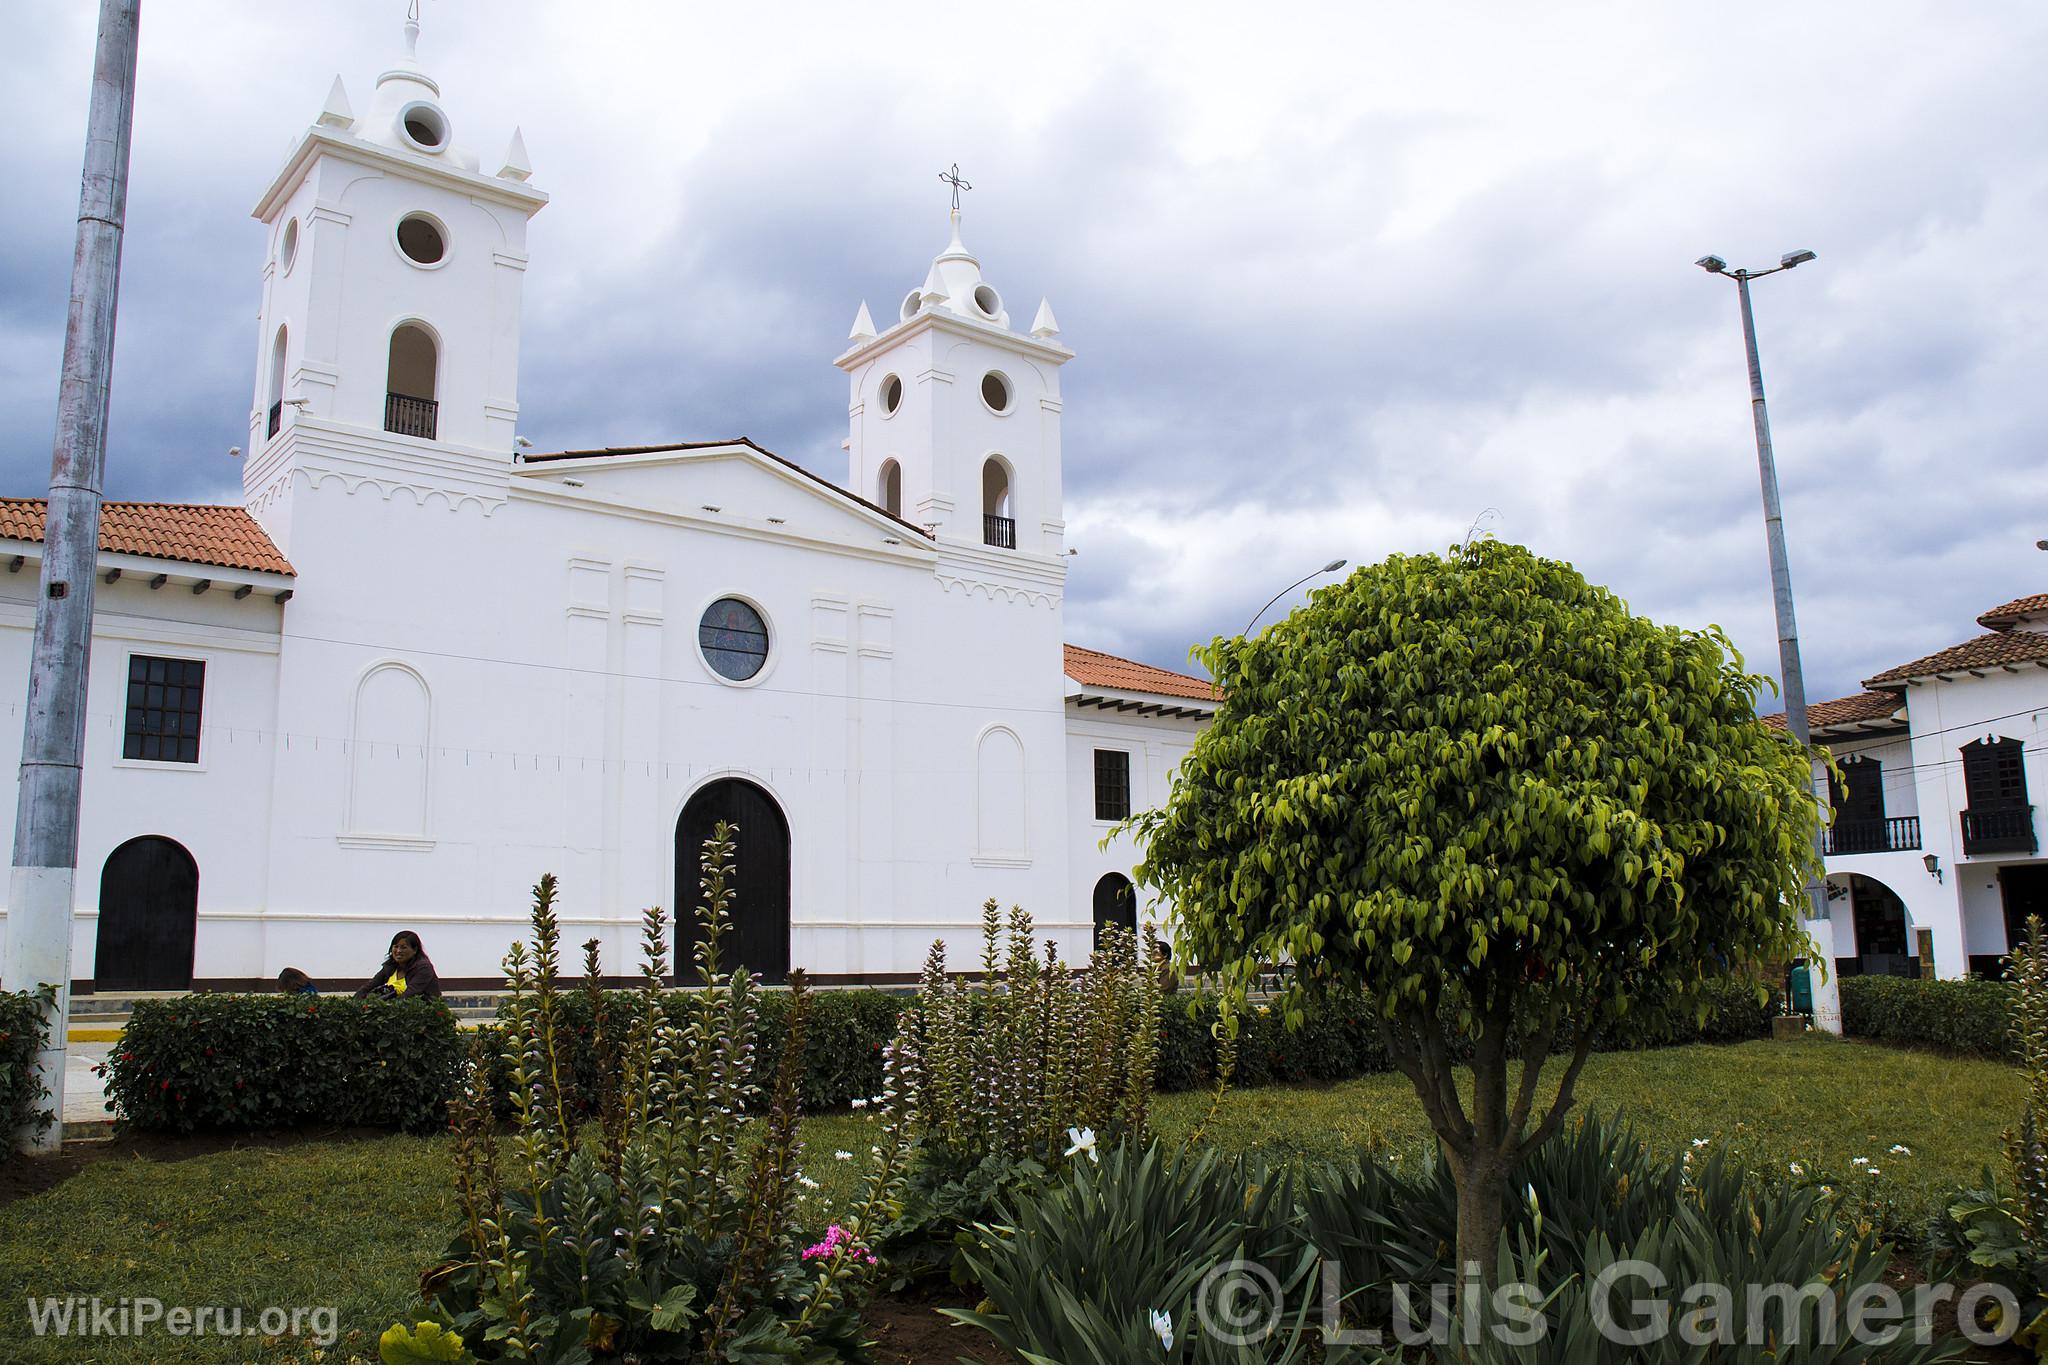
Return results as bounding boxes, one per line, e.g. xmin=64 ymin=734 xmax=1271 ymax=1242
xmin=4 ymin=1 xmax=2044 ymax=705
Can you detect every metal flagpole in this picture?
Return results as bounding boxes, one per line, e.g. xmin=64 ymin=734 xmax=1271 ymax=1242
xmin=6 ymin=0 xmax=142 ymax=1154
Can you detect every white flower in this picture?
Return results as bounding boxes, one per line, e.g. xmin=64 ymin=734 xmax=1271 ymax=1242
xmin=1865 ymin=1167 xmax=1881 ymax=1177
xmin=1692 ymin=1138 xmax=1710 ymax=1148
xmin=850 ymin=1098 xmax=868 ymax=1109
xmin=1789 ymin=1162 xmax=1805 ymax=1176
xmin=798 ymin=1175 xmax=820 ymax=1191
xmin=1150 ymin=1308 xmax=1174 ymax=1351
xmin=834 ymin=1150 xmax=854 ymax=1161
xmin=1066 ymin=1126 xmax=1099 ymax=1163
xmin=1851 ymin=1157 xmax=1869 ymax=1166
xmin=1889 ymin=1144 xmax=1912 ymax=1156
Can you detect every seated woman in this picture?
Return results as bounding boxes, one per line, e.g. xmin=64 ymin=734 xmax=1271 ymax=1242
xmin=277 ymin=966 xmax=318 ymax=995
xmin=352 ymin=930 xmax=442 ymax=1000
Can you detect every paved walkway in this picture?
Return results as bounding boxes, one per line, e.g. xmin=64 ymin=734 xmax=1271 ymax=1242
xmin=62 ymin=1042 xmax=113 ymax=1126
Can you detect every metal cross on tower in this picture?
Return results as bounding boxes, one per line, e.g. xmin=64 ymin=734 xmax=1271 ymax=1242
xmin=939 ymin=163 xmax=972 ymax=212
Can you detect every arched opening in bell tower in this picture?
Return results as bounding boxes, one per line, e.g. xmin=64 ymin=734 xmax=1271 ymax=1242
xmin=266 ymin=325 xmax=288 ymax=439
xmin=981 ymin=456 xmax=1014 ymax=548
xmin=385 ymin=322 xmax=440 ymax=440
xmin=878 ymin=459 xmax=902 ymax=517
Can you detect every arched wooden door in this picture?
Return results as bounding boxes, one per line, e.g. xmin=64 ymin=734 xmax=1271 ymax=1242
xmin=95 ymin=836 xmax=198 ymax=991
xmin=1092 ymin=872 xmax=1136 ymax=951
xmin=676 ymin=779 xmax=790 ymax=983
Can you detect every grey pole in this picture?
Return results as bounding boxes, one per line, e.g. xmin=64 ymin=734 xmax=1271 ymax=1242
xmin=1244 ymin=559 xmax=1348 ymax=636
xmin=1711 ymin=257 xmax=1841 ymax=1035
xmin=5 ymin=0 xmax=142 ymax=1154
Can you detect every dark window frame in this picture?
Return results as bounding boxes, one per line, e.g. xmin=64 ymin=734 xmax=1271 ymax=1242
xmin=1094 ymin=748 xmax=1131 ymax=822
xmin=122 ymin=654 xmax=206 ymax=764
xmin=1963 ymin=736 xmax=2027 ymax=811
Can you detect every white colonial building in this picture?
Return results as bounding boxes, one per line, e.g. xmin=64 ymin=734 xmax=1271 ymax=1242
xmin=0 ymin=21 xmax=1215 ymax=992
xmin=1774 ymin=591 xmax=2048 ymax=980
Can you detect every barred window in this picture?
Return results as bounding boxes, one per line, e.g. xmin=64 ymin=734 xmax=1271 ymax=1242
xmin=123 ymin=655 xmax=205 ymax=764
xmin=1094 ymin=748 xmax=1131 ymax=822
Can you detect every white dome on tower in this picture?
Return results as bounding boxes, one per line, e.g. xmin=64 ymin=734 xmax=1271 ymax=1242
xmin=899 ymin=210 xmax=1011 ymax=330
xmin=349 ymin=14 xmax=481 ymax=173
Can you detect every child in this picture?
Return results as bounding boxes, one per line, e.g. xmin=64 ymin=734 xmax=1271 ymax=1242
xmin=277 ymin=966 xmax=318 ymax=995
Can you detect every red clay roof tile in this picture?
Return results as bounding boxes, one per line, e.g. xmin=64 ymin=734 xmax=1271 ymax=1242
xmin=1064 ymin=643 xmax=1218 ymax=702
xmin=0 ymin=498 xmax=294 ymax=576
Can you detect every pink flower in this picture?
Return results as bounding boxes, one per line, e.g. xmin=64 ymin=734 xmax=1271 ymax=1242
xmin=801 ymin=1224 xmax=878 ymax=1267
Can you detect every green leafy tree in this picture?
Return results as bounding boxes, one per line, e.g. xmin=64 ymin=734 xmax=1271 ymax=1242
xmin=1132 ymin=542 xmax=1818 ymax=1281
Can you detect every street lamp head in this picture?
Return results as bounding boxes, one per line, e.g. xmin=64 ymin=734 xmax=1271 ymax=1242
xmin=1695 ymin=255 xmax=1728 ymax=274
xmin=1780 ymin=249 xmax=1817 ymax=269
xmin=1322 ymin=559 xmax=1347 ymax=573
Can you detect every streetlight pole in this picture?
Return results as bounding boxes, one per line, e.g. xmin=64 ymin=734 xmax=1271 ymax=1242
xmin=1696 ymin=249 xmax=1841 ymax=1035
xmin=1244 ymin=559 xmax=1348 ymax=636
xmin=6 ymin=0 xmax=142 ymax=1153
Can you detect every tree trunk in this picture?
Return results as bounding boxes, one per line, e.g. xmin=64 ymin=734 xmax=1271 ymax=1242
xmin=1454 ymin=1155 xmax=1510 ymax=1291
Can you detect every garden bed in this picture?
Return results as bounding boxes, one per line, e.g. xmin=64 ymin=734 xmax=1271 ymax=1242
xmin=0 ymin=1035 xmax=2022 ymax=1362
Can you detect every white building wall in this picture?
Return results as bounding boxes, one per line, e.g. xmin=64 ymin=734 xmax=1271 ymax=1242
xmin=1065 ymin=708 xmax=1203 ymax=942
xmin=0 ymin=567 xmax=286 ymax=987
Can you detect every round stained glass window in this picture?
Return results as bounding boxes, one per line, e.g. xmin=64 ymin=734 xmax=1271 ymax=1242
xmin=700 ymin=597 xmax=769 ymax=681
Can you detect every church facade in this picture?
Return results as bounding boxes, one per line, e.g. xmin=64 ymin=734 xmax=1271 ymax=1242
xmin=0 ymin=21 xmax=1214 ymax=991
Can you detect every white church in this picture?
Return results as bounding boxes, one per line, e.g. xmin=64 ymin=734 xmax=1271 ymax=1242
xmin=0 ymin=19 xmax=1219 ymax=992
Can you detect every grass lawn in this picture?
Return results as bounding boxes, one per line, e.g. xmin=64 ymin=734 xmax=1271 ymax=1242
xmin=0 ymin=1036 xmax=2019 ymax=1363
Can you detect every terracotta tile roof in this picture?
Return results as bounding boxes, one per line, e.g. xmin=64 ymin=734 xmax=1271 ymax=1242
xmin=1864 ymin=630 xmax=2048 ymax=687
xmin=1979 ymin=592 xmax=2048 ymax=630
xmin=519 ymin=437 xmax=933 ymax=539
xmin=1762 ymin=690 xmax=1902 ymax=734
xmin=1064 ymin=644 xmax=1219 ymax=702
xmin=0 ymin=498 xmax=294 ymax=576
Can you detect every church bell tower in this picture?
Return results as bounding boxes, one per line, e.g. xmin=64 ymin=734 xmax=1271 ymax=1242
xmin=835 ymin=196 xmax=1073 ymax=557
xmin=244 ymin=10 xmax=547 ymax=510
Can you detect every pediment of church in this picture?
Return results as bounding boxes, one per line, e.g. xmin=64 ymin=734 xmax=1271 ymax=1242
xmin=510 ymin=439 xmax=926 ymax=550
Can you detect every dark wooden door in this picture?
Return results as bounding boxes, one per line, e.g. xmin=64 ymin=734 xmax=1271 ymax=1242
xmin=677 ymin=780 xmax=790 ymax=984
xmin=2003 ymin=866 xmax=2048 ymax=956
xmin=95 ymin=836 xmax=198 ymax=991
xmin=1092 ymin=872 xmax=1136 ymax=951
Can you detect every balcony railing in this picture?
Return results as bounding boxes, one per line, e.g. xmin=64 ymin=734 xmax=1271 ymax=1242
xmin=1962 ymin=805 xmax=2038 ymax=856
xmin=266 ymin=402 xmax=282 ymax=439
xmin=1822 ymin=815 xmax=1921 ymax=856
xmin=384 ymin=391 xmax=439 ymax=440
xmin=983 ymin=513 xmax=1016 ymax=549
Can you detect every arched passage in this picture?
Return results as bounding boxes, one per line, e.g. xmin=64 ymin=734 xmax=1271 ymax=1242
xmin=95 ymin=836 xmax=198 ymax=991
xmin=676 ymin=778 xmax=791 ymax=984
xmin=1092 ymin=871 xmax=1136 ymax=951
xmin=1842 ymin=872 xmax=1913 ymax=978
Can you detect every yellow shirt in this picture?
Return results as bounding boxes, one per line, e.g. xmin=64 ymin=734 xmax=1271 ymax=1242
xmin=385 ymin=969 xmax=408 ymax=996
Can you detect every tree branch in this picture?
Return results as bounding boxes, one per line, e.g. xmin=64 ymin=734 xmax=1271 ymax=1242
xmin=1515 ymin=1025 xmax=1597 ymax=1160
xmin=1413 ymin=1015 xmax=1475 ymax=1148
xmin=1503 ymin=1011 xmax=1558 ymax=1155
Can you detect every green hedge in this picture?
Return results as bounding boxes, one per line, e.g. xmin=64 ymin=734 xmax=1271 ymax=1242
xmin=1154 ymin=975 xmax=1781 ymax=1091
xmin=486 ymin=988 xmax=909 ymax=1121
xmin=0 ymin=988 xmax=56 ymax=1157
xmin=1839 ymin=974 xmax=2013 ymax=1058
xmin=100 ymin=976 xmax=1782 ymax=1135
xmin=103 ymin=995 xmax=463 ymax=1134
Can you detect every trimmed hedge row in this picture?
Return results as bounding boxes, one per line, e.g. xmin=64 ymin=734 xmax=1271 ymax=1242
xmin=106 ymin=977 xmax=1785 ymax=1134
xmin=485 ymin=988 xmax=907 ymax=1119
xmin=1839 ymin=974 xmax=2013 ymax=1059
xmin=102 ymin=995 xmax=463 ymax=1134
xmin=1 ymin=988 xmax=56 ymax=1157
